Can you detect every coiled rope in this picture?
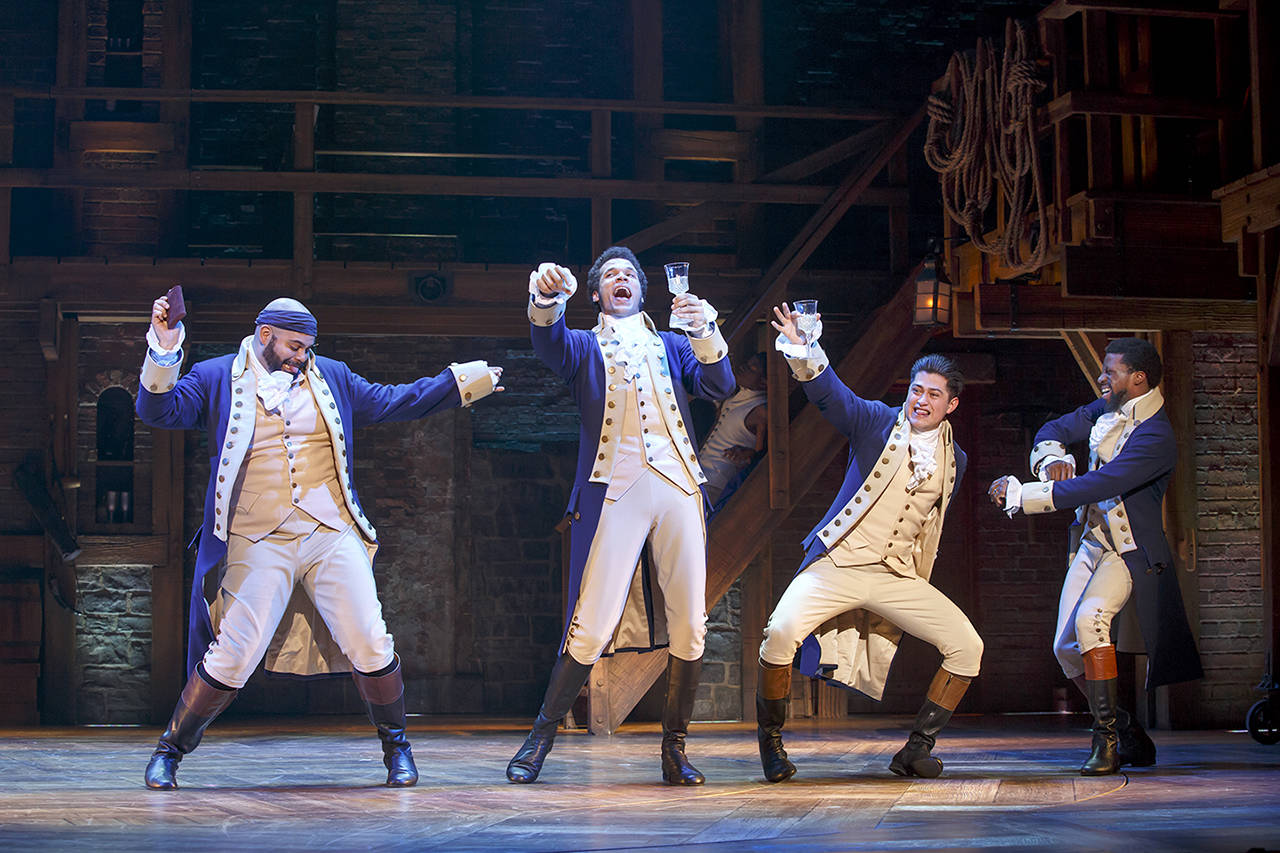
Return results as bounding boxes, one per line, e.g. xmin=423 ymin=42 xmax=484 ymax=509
xmin=924 ymin=19 xmax=1049 ymax=275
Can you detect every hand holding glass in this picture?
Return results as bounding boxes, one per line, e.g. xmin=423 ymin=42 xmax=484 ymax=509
xmin=793 ymin=299 xmax=819 ymax=345
xmin=665 ymin=262 xmax=695 ymax=331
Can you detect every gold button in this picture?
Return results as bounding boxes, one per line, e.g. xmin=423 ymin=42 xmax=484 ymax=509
xmin=833 ymin=520 xmax=841 ymax=527
xmin=598 ymin=453 xmax=605 ymax=460
xmin=608 ymin=401 xmax=616 ymax=408
xmin=605 ymin=418 xmax=613 ymax=425
xmin=845 ymin=509 xmax=852 ymax=515
xmin=873 ymin=471 xmax=881 ymax=478
xmin=574 ymin=512 xmax=581 ymax=520
xmin=460 ymin=374 xmax=467 ymax=382
xmin=677 ymin=420 xmax=684 ymax=428
xmin=881 ymin=458 xmax=889 ymax=464
xmin=854 ymin=496 xmax=862 ymax=503
xmin=609 ymin=367 xmax=616 ymax=374
xmin=670 ymin=405 xmax=677 ymax=411
xmin=1124 ymin=537 xmax=1133 ymax=544
xmin=864 ymin=484 xmax=871 ymax=491
xmin=465 ymin=392 xmax=472 ymax=400
xmin=1120 ymin=525 xmax=1128 ymax=532
xmin=888 ymin=444 xmax=896 ymax=451
xmin=601 ymin=436 xmax=609 ymax=443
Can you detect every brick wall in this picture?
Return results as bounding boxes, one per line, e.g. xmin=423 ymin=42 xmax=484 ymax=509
xmin=1189 ymin=332 xmax=1263 ymax=727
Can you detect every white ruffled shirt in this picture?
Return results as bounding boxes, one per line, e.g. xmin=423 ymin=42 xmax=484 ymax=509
xmin=598 ymin=312 xmax=653 ymax=384
xmin=244 ymin=336 xmax=303 ymax=412
xmin=906 ymin=420 xmax=942 ymax=491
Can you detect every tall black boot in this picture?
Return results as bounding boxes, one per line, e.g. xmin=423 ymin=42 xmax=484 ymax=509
xmin=353 ymin=655 xmax=418 ymax=787
xmin=1081 ymin=646 xmax=1120 ymax=776
xmin=889 ymin=668 xmax=971 ymax=779
xmin=661 ymin=655 xmax=705 ymax=785
xmin=1116 ymin=705 xmax=1157 ymax=767
xmin=756 ymin=660 xmax=796 ymax=782
xmin=507 ymin=654 xmax=593 ymax=783
xmin=144 ymin=665 xmax=238 ymax=790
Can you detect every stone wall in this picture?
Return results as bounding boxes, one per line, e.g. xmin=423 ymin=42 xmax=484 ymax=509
xmin=75 ymin=564 xmax=152 ymax=723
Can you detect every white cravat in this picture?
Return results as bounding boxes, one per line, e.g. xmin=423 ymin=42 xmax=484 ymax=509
xmin=600 ymin=312 xmax=652 ymax=384
xmin=244 ymin=337 xmax=302 ymax=412
xmin=906 ymin=421 xmax=941 ymax=491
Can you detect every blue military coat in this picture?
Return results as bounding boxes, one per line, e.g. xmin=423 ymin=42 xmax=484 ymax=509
xmin=530 ymin=306 xmax=735 ymax=651
xmin=1030 ymin=394 xmax=1203 ymax=688
xmin=792 ymin=364 xmax=968 ymax=699
xmin=137 ymin=349 xmax=473 ymax=676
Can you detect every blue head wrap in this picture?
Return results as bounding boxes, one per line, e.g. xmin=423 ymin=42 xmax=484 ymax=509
xmin=255 ymin=308 xmax=317 ymax=337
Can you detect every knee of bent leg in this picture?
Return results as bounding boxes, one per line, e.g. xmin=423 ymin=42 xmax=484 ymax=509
xmin=759 ymin=617 xmax=804 ymax=667
xmin=1074 ymin=599 xmax=1113 ymax=649
xmin=944 ymin=625 xmax=983 ymax=677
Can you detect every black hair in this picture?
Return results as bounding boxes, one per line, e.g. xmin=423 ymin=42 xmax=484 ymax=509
xmin=909 ymin=353 xmax=964 ymax=398
xmin=1105 ymin=337 xmax=1163 ymax=388
xmin=585 ymin=246 xmax=648 ymax=303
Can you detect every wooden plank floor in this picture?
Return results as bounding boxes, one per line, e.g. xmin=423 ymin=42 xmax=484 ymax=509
xmin=0 ymin=714 xmax=1277 ymax=852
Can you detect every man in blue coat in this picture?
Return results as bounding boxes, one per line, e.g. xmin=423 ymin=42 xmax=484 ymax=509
xmin=136 ymin=293 xmax=502 ymax=789
xmin=506 ymin=247 xmax=735 ymax=785
xmin=990 ymin=337 xmax=1203 ymax=775
xmin=755 ymin=306 xmax=981 ymax=782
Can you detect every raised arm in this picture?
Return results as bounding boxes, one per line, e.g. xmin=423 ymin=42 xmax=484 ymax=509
xmin=771 ymin=303 xmax=878 ymax=440
xmin=527 ymin=262 xmax=594 ymax=382
xmin=342 ymin=358 xmax=500 ymax=427
xmin=135 ymin=291 xmax=210 ymax=430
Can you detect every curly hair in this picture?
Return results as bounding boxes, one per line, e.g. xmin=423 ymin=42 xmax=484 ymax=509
xmin=585 ymin=246 xmax=648 ymax=303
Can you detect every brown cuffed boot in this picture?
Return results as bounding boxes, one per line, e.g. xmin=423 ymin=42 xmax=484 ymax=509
xmin=352 ymin=655 xmax=418 ymax=787
xmin=889 ymin=668 xmax=971 ymax=779
xmin=661 ymin=655 xmax=705 ymax=785
xmin=1080 ymin=646 xmax=1120 ymax=776
xmin=144 ymin=664 xmax=238 ymax=790
xmin=756 ymin=659 xmax=797 ymax=782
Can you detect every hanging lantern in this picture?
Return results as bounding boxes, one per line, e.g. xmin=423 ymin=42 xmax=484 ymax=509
xmin=913 ymin=256 xmax=952 ymax=327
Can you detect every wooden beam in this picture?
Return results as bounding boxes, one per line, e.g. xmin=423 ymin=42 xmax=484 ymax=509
xmin=293 ymin=192 xmax=313 ymax=296
xmin=972 ymin=282 xmax=1255 ymax=332
xmin=614 ymin=123 xmax=889 ymax=254
xmin=75 ymin=535 xmax=170 ymax=566
xmin=38 ymin=299 xmax=59 ymax=361
xmin=1038 ymin=0 xmax=1235 ymax=20
xmin=590 ymin=110 xmax=612 ymax=257
xmin=68 ymin=121 xmax=176 ymax=153
xmin=767 ymin=346 xmax=789 ymax=510
xmin=1061 ymin=243 xmax=1255 ymax=301
xmin=1216 ymin=167 xmax=1280 ymax=237
xmin=0 ymin=167 xmax=911 ymax=206
xmin=645 ymin=129 xmax=754 ymax=162
xmin=1047 ymin=91 xmax=1238 ymax=124
xmin=40 ymin=314 xmax=78 ymax=724
xmin=1082 ymin=11 xmax=1115 ymax=191
xmin=2 ymin=85 xmax=900 ymax=123
xmin=294 ymin=102 xmax=315 ymax=171
xmin=723 ymin=107 xmax=925 ymax=350
xmin=1059 ymin=330 xmax=1107 ymax=396
xmin=151 ymin=428 xmax=185 ymax=717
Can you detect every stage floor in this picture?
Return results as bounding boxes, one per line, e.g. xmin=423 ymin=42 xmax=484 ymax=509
xmin=0 ymin=714 xmax=1276 ymax=852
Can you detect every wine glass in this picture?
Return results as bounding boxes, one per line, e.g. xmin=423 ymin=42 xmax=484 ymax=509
xmin=665 ymin=262 xmax=692 ymax=330
xmin=793 ymin=299 xmax=819 ymax=345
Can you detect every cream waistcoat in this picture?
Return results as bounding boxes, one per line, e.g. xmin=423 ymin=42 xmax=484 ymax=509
xmin=590 ymin=314 xmax=706 ymax=494
xmin=228 ymin=373 xmax=354 ymax=542
xmin=828 ymin=441 xmax=945 ymax=577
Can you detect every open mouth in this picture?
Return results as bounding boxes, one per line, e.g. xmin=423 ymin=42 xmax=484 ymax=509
xmin=612 ymin=284 xmax=633 ymax=300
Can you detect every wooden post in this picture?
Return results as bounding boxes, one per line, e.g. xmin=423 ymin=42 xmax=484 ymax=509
xmin=40 ymin=316 xmax=79 ymax=724
xmin=150 ymin=426 xmax=185 ymax=719
xmin=766 ymin=344 xmax=789 ymax=510
xmin=1156 ymin=330 xmax=1201 ymax=728
xmin=631 ymin=0 xmax=664 ymax=225
xmin=293 ymin=102 xmax=316 ymax=296
xmin=156 ymin=0 xmax=191 ymax=256
xmin=590 ymin=109 xmax=612 ymax=257
xmin=1082 ymin=11 xmax=1115 ymax=192
xmin=728 ymin=0 xmax=765 ymax=267
xmin=739 ymin=544 xmax=771 ymax=719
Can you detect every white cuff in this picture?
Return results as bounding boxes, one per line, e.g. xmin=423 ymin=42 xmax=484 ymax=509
xmin=774 ymin=319 xmax=823 ymax=359
xmin=528 ymin=294 xmax=566 ymax=328
xmin=687 ymin=321 xmax=729 ymax=364
xmin=1020 ymin=480 xmax=1056 ymax=515
xmin=1002 ymin=476 xmax=1023 ymax=518
xmin=140 ymin=350 xmax=182 ymax=393
xmin=784 ymin=342 xmax=830 ymax=382
xmin=1030 ymin=440 xmax=1070 ymax=479
xmin=146 ymin=320 xmax=186 ymax=355
xmin=449 ymin=360 xmax=497 ymax=407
